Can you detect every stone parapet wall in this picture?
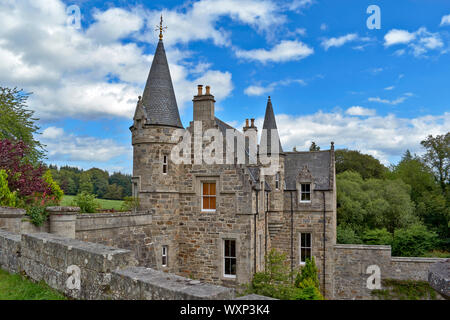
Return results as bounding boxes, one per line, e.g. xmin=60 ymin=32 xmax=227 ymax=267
xmin=333 ymin=244 xmax=446 ymax=300
xmin=0 ymin=230 xmax=235 ymax=300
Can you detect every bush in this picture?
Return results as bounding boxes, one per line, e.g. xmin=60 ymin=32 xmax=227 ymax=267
xmin=392 ymin=224 xmax=438 ymax=257
xmin=337 ymin=225 xmax=362 ymax=244
xmin=26 ymin=205 xmax=48 ymax=226
xmin=361 ymin=228 xmax=393 ymax=245
xmin=0 ymin=169 xmax=17 ymax=207
xmin=72 ymin=192 xmax=99 ymax=213
xmin=121 ymin=196 xmax=139 ymax=211
xmin=245 ymin=250 xmax=323 ymax=300
xmin=43 ymin=170 xmax=63 ymax=202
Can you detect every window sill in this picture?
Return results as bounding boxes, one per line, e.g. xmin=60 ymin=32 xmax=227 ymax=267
xmin=223 ymin=275 xmax=236 ymax=279
xmin=201 ymin=209 xmax=216 ymax=213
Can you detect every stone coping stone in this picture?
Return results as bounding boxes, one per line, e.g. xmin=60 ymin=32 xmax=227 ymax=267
xmin=0 ymin=229 xmax=21 ymax=246
xmin=76 ymin=212 xmax=143 ymax=219
xmin=113 ymin=267 xmax=234 ymax=300
xmin=0 ymin=206 xmax=26 ymax=217
xmin=334 ymin=244 xmax=391 ymax=250
xmin=392 ymin=256 xmax=447 ymax=263
xmin=21 ymin=232 xmax=134 ymax=272
xmin=428 ymin=259 xmax=449 ymax=299
xmin=46 ymin=206 xmax=80 ymax=213
xmin=234 ymin=294 xmax=277 ymax=300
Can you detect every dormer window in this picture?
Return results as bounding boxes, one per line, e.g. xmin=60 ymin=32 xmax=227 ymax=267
xmin=300 ymin=183 xmax=311 ymax=203
xmin=275 ymin=172 xmax=280 ymax=190
xmin=162 ymin=155 xmax=168 ymax=174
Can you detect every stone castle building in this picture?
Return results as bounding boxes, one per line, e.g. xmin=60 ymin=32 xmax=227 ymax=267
xmin=130 ymin=32 xmax=336 ymax=297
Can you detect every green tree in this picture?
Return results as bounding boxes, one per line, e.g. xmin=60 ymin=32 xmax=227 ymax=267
xmin=336 ymin=225 xmax=362 ymax=244
xmin=104 ymin=183 xmax=124 ymax=200
xmin=335 ymin=149 xmax=388 ymax=179
xmin=109 ymin=172 xmax=132 ymax=197
xmin=78 ymin=172 xmax=93 ymax=194
xmin=0 ymin=87 xmax=45 ymax=162
xmin=392 ymin=224 xmax=438 ymax=257
xmin=421 ymin=133 xmax=449 ymax=192
xmin=0 ymin=169 xmax=17 ymax=207
xmin=361 ymin=228 xmax=393 ymax=245
xmin=86 ymin=168 xmax=109 ymax=198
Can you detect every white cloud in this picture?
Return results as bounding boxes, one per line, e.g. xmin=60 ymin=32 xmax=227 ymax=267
xmin=321 ymin=33 xmax=358 ymax=50
xmin=384 ymin=29 xmax=416 ymax=46
xmin=267 ymin=111 xmax=450 ymax=164
xmin=384 ymin=86 xmax=395 ymax=91
xmin=244 ymin=79 xmax=306 ymax=96
xmin=368 ymin=93 xmax=413 ymax=105
xmin=345 ymin=106 xmax=376 ymax=116
xmin=235 ymin=40 xmax=314 ymax=63
xmin=320 ymin=23 xmax=328 ymax=31
xmin=288 ymin=0 xmax=315 ymax=12
xmin=440 ymin=14 xmax=450 ymax=26
xmin=0 ymin=0 xmax=234 ymax=120
xmin=384 ymin=27 xmax=445 ymax=57
xmin=41 ymin=127 xmax=130 ymax=162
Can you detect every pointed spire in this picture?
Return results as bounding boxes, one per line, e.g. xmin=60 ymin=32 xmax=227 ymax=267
xmin=260 ymin=96 xmax=283 ymax=153
xmin=140 ymin=23 xmax=183 ymax=128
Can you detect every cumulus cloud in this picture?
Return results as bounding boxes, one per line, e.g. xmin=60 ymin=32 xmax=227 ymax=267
xmin=235 ymin=40 xmax=314 ymax=63
xmin=0 ymin=0 xmax=234 ymax=120
xmin=384 ymin=27 xmax=445 ymax=57
xmin=440 ymin=14 xmax=450 ymax=26
xmin=41 ymin=127 xmax=130 ymax=162
xmin=321 ymin=33 xmax=359 ymax=50
xmin=266 ymin=111 xmax=450 ymax=164
xmin=345 ymin=106 xmax=376 ymax=116
xmin=244 ymin=79 xmax=306 ymax=96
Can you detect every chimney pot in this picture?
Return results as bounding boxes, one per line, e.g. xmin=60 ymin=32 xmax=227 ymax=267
xmin=245 ymin=119 xmax=249 ymax=128
xmin=205 ymin=85 xmax=211 ymax=95
xmin=250 ymin=118 xmax=255 ymax=127
xmin=197 ymin=85 xmax=203 ymax=96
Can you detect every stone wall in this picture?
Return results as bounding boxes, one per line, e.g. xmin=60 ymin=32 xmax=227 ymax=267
xmin=333 ymin=244 xmax=446 ymax=300
xmin=0 ymin=230 xmax=235 ymax=300
xmin=75 ymin=212 xmax=154 ymax=267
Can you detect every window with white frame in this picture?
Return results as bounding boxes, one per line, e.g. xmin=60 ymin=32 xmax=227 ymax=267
xmin=275 ymin=172 xmax=280 ymax=190
xmin=162 ymin=155 xmax=168 ymax=174
xmin=299 ymin=232 xmax=312 ymax=265
xmin=162 ymin=245 xmax=168 ymax=267
xmin=202 ymin=182 xmax=216 ymax=211
xmin=224 ymin=239 xmax=236 ymax=277
xmin=300 ymin=183 xmax=311 ymax=202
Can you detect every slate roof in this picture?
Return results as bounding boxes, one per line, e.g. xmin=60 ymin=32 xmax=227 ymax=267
xmin=141 ymin=39 xmax=183 ymax=128
xmin=260 ymin=97 xmax=283 ymax=154
xmin=284 ymin=151 xmax=331 ymax=190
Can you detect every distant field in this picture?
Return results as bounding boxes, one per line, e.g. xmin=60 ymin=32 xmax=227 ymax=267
xmin=0 ymin=269 xmax=66 ymax=300
xmin=61 ymin=195 xmax=124 ymax=211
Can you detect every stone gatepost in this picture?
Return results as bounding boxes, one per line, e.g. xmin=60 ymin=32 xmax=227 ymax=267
xmin=47 ymin=206 xmax=80 ymax=239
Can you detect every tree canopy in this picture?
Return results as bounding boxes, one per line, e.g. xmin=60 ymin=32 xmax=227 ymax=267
xmin=335 ymin=149 xmax=388 ymax=179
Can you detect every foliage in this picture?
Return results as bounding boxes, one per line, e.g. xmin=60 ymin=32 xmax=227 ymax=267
xmin=62 ymin=195 xmax=123 ymax=211
xmin=71 ymin=192 xmax=99 ymax=213
xmin=371 ymin=279 xmax=437 ymax=300
xmin=43 ymin=170 xmax=63 ymax=201
xmin=245 ymin=250 xmax=323 ymax=300
xmin=361 ymin=228 xmax=393 ymax=245
xmin=294 ymin=256 xmax=320 ymax=290
xmin=335 ymin=149 xmax=388 ymax=179
xmin=392 ymin=224 xmax=438 ymax=257
xmin=420 ymin=133 xmax=449 ymax=191
xmin=0 ymin=169 xmax=17 ymax=207
xmin=121 ymin=196 xmax=140 ymax=211
xmin=0 ymin=269 xmax=67 ymax=300
xmin=0 ymin=139 xmax=51 ymax=198
xmin=49 ymin=165 xmax=132 ymax=199
xmin=336 ymin=225 xmax=362 ymax=244
xmin=25 ymin=191 xmax=60 ymax=226
xmin=337 ymin=171 xmax=417 ymax=234
xmin=0 ymin=87 xmax=45 ymax=162
xmin=423 ymin=250 xmax=450 ymax=258
xmin=26 ymin=205 xmax=48 ymax=226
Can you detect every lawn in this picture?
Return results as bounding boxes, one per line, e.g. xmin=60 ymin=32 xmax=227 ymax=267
xmin=61 ymin=195 xmax=124 ymax=211
xmin=0 ymin=269 xmax=67 ymax=300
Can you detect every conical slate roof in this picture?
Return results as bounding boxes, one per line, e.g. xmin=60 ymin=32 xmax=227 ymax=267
xmin=141 ymin=39 xmax=183 ymax=128
xmin=260 ymin=96 xmax=283 ymax=154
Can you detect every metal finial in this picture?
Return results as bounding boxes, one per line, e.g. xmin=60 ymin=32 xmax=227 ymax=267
xmin=155 ymin=14 xmax=167 ymax=40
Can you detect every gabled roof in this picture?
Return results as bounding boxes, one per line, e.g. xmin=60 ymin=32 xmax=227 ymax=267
xmin=284 ymin=151 xmax=332 ymax=191
xmin=260 ymin=96 xmax=283 ymax=154
xmin=141 ymin=39 xmax=183 ymax=128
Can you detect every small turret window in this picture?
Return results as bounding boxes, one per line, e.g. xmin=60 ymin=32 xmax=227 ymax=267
xmin=162 ymin=155 xmax=168 ymax=174
xmin=275 ymin=172 xmax=280 ymax=190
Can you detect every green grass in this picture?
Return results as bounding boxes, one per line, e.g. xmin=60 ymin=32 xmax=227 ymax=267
xmin=0 ymin=269 xmax=67 ymax=300
xmin=61 ymin=195 xmax=124 ymax=211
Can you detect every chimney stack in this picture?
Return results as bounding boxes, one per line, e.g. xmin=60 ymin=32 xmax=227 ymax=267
xmin=193 ymin=84 xmax=215 ymax=121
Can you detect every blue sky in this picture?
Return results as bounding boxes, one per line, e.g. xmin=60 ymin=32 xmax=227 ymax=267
xmin=0 ymin=0 xmax=449 ymax=174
